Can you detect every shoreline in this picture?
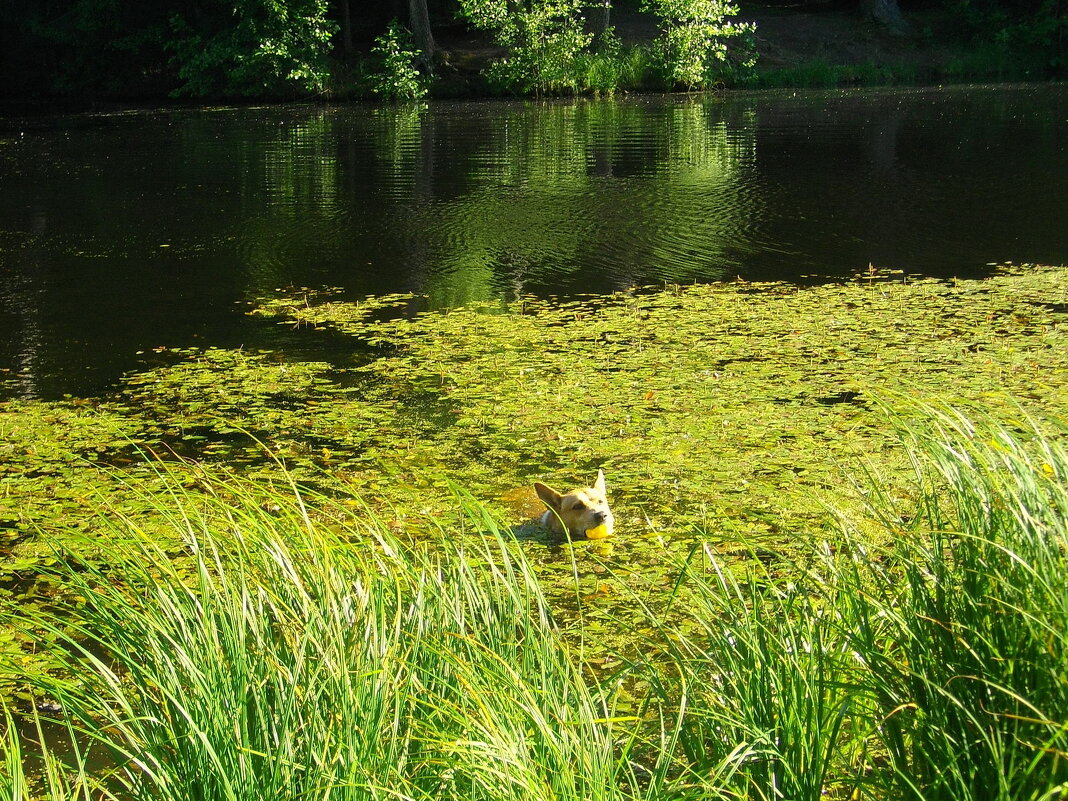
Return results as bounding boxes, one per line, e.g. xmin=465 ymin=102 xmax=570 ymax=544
xmin=1 ymin=76 xmax=1063 ymax=121
xmin=1 ymin=5 xmax=1062 ymax=106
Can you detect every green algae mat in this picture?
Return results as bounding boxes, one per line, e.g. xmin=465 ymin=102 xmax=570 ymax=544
xmin=1 ymin=262 xmax=1065 ymax=689
xmin=2 ymin=264 xmax=1065 ymax=576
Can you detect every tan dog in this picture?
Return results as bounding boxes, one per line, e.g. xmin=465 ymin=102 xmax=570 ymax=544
xmin=534 ymin=470 xmax=614 ymax=538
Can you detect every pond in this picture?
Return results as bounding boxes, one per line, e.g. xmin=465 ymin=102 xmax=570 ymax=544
xmin=0 ymin=83 xmax=1065 ymax=399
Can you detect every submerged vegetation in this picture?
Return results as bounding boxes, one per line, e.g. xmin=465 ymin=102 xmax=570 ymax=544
xmin=1 ymin=263 xmax=1067 ymax=797
xmin=0 ymin=265 xmax=1064 ymax=566
xmin=0 ymin=265 xmax=1065 ymax=567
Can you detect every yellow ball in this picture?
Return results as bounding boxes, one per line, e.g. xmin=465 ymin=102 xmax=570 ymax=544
xmin=585 ymin=523 xmax=612 ymax=539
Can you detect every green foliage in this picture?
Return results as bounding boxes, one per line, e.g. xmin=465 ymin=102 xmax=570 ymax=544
xmin=0 ymin=266 xmax=1065 ymax=603
xmin=454 ymin=0 xmax=755 ymax=94
xmin=0 ymin=0 xmax=341 ymax=98
xmin=952 ymin=0 xmax=1066 ymax=50
xmin=3 ymin=472 xmax=647 ymax=800
xmin=641 ymin=0 xmax=757 ymax=89
xmin=370 ymin=20 xmax=430 ymax=100
xmin=934 ymin=0 xmax=1066 ymax=75
xmin=574 ymin=28 xmax=651 ymax=95
xmin=251 ymin=266 xmax=1068 ymax=532
xmin=4 ymin=410 xmax=1068 ymax=799
xmin=0 ymin=0 xmax=174 ymax=97
xmin=2 ymin=0 xmax=1064 ymax=99
xmin=165 ymin=0 xmax=337 ymax=97
xmin=842 ymin=408 xmax=1068 ymax=799
xmin=456 ymin=0 xmax=594 ymax=94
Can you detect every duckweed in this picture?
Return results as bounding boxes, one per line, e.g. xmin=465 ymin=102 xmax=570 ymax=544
xmin=0 ymin=264 xmax=1065 ymax=666
xmin=255 ymin=264 xmax=1067 ymax=534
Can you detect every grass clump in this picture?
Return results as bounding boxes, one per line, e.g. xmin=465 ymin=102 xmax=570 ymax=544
xmin=634 ymin=407 xmax=1068 ymax=799
xmin=848 ymin=408 xmax=1068 ymax=800
xmin=3 ymin=472 xmax=647 ymax=801
xmin=641 ymin=551 xmax=864 ymax=800
xmin=575 ymin=33 xmax=653 ymax=96
xmin=4 ymin=408 xmax=1068 ymax=799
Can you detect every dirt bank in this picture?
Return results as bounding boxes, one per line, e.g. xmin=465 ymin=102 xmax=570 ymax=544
xmin=737 ymin=3 xmax=956 ymax=74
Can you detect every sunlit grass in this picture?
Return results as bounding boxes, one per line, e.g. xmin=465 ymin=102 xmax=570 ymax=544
xmin=4 ymin=470 xmax=653 ymax=800
xmin=577 ymin=44 xmax=652 ymax=95
xmin=626 ymin=406 xmax=1068 ymax=800
xmin=844 ymin=407 xmax=1068 ymax=800
xmin=4 ymin=409 xmax=1068 ymax=800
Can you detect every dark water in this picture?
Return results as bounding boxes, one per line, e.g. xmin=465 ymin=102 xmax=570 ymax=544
xmin=1 ymin=84 xmax=1065 ymax=399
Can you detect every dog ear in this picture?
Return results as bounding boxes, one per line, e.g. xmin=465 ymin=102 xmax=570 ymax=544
xmin=533 ymin=482 xmax=563 ymax=511
xmin=594 ymin=470 xmax=606 ymax=494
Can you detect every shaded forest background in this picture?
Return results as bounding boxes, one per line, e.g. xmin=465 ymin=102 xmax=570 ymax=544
xmin=0 ymin=0 xmax=1063 ymax=101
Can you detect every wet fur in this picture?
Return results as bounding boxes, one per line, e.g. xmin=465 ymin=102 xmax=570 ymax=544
xmin=534 ymin=470 xmax=614 ymax=538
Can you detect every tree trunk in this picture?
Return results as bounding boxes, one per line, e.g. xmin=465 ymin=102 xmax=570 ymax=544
xmin=338 ymin=0 xmax=353 ymax=55
xmin=860 ymin=0 xmax=907 ymax=35
xmin=591 ymin=0 xmax=611 ymax=49
xmin=408 ymin=0 xmax=437 ymax=71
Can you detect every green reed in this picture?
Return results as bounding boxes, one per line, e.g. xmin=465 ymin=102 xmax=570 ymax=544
xmin=843 ymin=408 xmax=1068 ymax=800
xmin=4 ymin=408 xmax=1068 ymax=800
xmin=3 ymin=469 xmax=650 ymax=801
xmin=594 ymin=406 xmax=1068 ymax=799
xmin=634 ymin=545 xmax=863 ymax=801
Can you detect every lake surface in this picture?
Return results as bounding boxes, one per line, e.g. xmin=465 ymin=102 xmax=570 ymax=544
xmin=0 ymin=84 xmax=1065 ymax=399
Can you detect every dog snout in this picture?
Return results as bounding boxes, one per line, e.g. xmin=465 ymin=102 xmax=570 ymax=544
xmin=591 ymin=510 xmax=606 ymax=523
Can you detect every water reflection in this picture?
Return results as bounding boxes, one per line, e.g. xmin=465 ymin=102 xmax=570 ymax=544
xmin=423 ymin=101 xmax=759 ymax=304
xmin=0 ymin=85 xmax=1065 ymax=398
xmin=240 ymin=98 xmax=762 ymax=306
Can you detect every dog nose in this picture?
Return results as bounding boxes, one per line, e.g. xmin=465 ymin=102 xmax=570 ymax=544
xmin=592 ymin=511 xmax=605 ymax=523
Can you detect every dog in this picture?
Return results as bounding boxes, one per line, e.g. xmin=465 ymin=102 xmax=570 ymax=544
xmin=534 ymin=470 xmax=614 ymax=538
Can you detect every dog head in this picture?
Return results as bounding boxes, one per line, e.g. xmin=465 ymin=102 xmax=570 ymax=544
xmin=534 ymin=470 xmax=614 ymax=538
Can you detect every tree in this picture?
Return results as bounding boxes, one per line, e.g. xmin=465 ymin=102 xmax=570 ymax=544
xmin=455 ymin=0 xmax=593 ymax=93
xmin=409 ymin=0 xmax=438 ymax=69
xmin=641 ymin=0 xmax=757 ymax=89
xmin=336 ymin=0 xmax=354 ymax=54
xmin=860 ymin=0 xmax=908 ymax=34
xmin=167 ymin=0 xmax=338 ymax=97
xmin=588 ymin=0 xmax=613 ymax=48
